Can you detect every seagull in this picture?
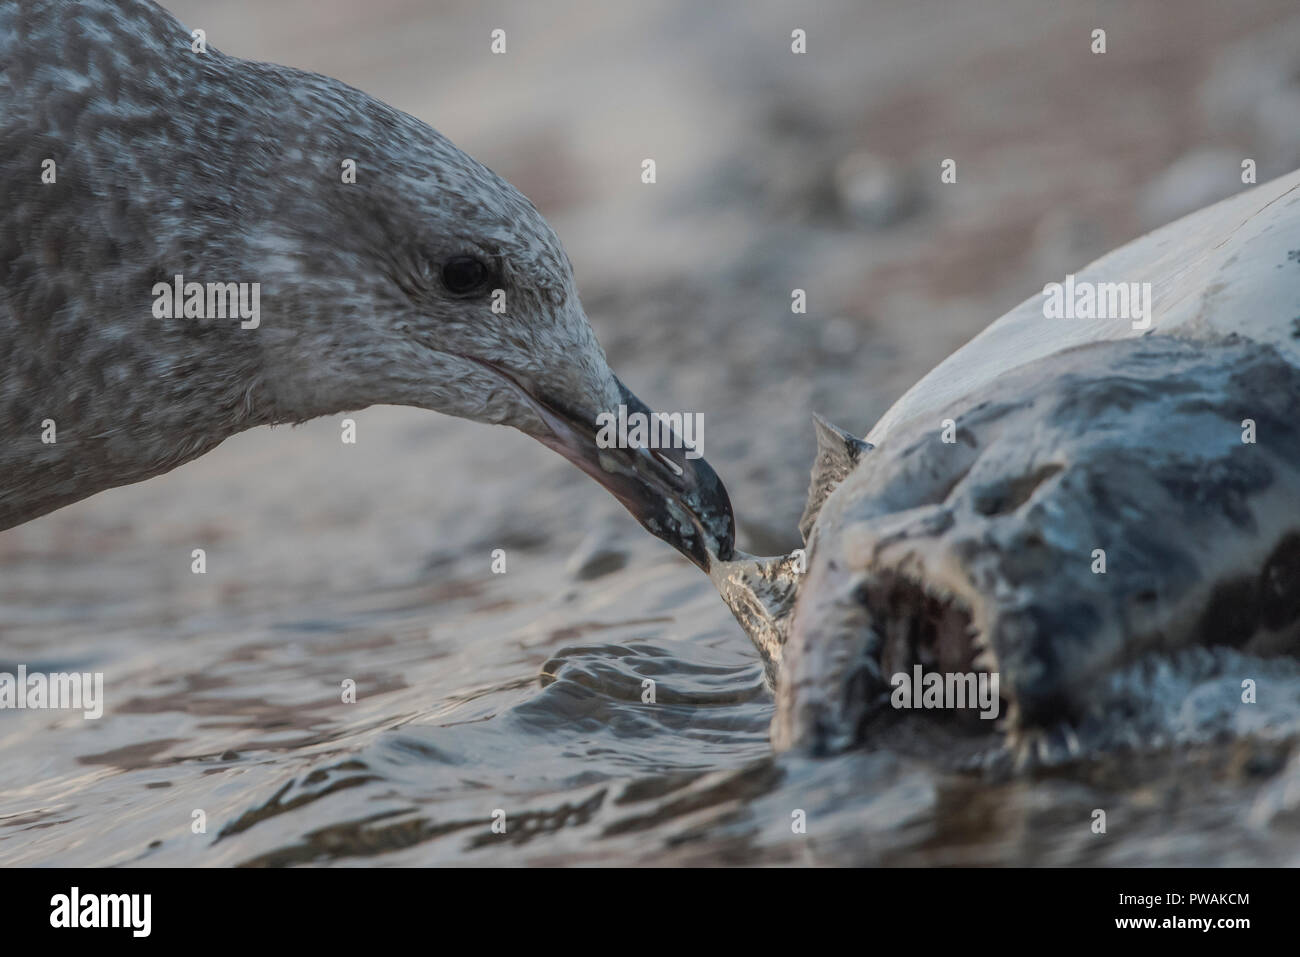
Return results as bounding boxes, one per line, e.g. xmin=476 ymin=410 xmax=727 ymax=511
xmin=0 ymin=0 xmax=735 ymax=570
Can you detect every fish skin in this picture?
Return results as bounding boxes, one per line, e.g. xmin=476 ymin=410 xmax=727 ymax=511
xmin=775 ymin=334 xmax=1300 ymax=755
xmin=717 ymin=168 xmax=1300 ymax=761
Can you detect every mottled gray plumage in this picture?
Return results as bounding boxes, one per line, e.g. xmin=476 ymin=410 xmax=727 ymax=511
xmin=0 ymin=0 xmax=734 ymax=566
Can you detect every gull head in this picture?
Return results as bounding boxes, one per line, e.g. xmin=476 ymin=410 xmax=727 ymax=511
xmin=244 ymin=77 xmax=734 ymax=569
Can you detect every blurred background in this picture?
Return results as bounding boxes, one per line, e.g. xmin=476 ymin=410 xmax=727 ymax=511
xmin=3 ymin=0 xmax=1300 ymax=865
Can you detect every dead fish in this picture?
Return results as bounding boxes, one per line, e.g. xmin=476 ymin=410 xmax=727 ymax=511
xmin=715 ymin=168 xmax=1300 ymax=766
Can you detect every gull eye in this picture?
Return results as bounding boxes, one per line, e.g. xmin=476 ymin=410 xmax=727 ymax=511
xmin=441 ymin=255 xmax=490 ymax=296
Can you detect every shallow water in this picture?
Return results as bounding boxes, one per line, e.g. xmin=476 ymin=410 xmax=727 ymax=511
xmin=2 ymin=408 xmax=1298 ymax=867
xmin=5 ymin=0 xmax=1300 ymax=866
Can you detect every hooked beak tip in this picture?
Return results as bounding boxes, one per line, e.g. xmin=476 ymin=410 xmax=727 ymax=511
xmin=460 ymin=354 xmax=736 ymax=570
xmin=536 ymin=377 xmax=736 ymax=571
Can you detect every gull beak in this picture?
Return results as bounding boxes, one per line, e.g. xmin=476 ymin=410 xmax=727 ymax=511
xmin=532 ymin=378 xmax=735 ymax=571
xmin=458 ymin=357 xmax=735 ymax=571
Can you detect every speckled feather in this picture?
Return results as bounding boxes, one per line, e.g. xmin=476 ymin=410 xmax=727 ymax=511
xmin=1 ymin=0 xmax=617 ymax=528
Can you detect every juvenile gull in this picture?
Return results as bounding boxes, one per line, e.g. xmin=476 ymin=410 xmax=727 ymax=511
xmin=0 ymin=0 xmax=734 ymax=569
